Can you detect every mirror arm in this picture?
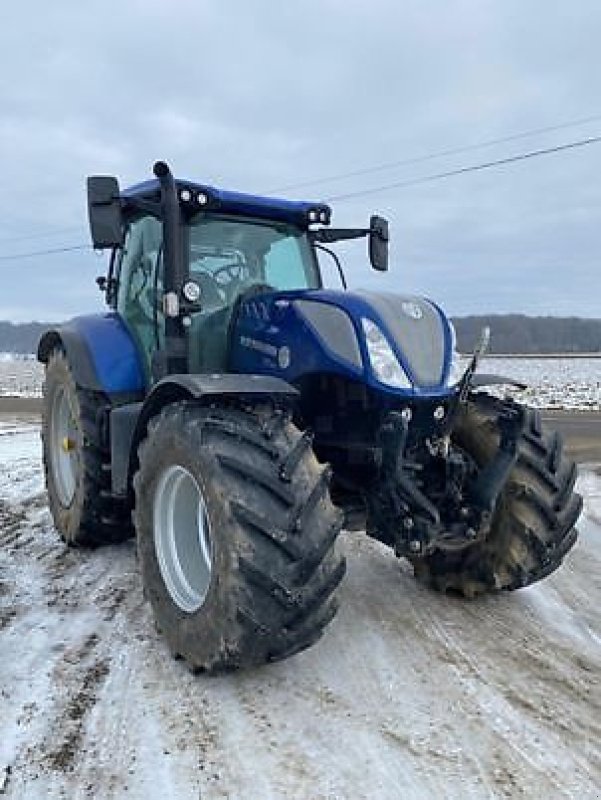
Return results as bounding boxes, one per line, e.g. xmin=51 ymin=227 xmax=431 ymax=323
xmin=310 ymin=227 xmax=368 ymax=244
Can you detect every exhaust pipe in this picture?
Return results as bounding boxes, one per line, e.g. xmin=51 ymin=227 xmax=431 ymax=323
xmin=153 ymin=161 xmax=185 ymax=296
xmin=152 ymin=161 xmax=187 ymax=377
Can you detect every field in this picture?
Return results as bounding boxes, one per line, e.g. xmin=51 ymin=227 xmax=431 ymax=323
xmin=1 ymin=354 xmax=600 ymax=410
xmin=0 ymin=356 xmax=42 ymax=399
xmin=479 ymin=357 xmax=601 ymax=411
xmin=0 ymin=358 xmax=600 ymax=798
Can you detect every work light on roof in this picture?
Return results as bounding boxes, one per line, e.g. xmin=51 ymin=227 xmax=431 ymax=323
xmin=197 ymin=192 xmax=209 ymax=206
xmin=180 ymin=188 xmax=192 ymax=202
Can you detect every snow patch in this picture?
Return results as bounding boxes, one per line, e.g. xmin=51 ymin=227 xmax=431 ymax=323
xmin=479 ymin=356 xmax=601 ymax=411
xmin=0 ymin=357 xmax=44 ymax=398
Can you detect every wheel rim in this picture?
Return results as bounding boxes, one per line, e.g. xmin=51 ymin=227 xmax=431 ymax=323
xmin=50 ymin=387 xmax=78 ymax=507
xmin=153 ymin=465 xmax=213 ymax=613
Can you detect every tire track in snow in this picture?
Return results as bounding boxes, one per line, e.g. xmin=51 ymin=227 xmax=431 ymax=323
xmin=402 ymin=480 xmax=601 ymax=796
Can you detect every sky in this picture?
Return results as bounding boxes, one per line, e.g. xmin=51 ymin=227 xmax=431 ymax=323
xmin=1 ymin=0 xmax=600 ymax=321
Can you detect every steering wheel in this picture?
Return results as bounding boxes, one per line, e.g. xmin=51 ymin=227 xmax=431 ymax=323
xmin=210 ymin=262 xmax=249 ymax=285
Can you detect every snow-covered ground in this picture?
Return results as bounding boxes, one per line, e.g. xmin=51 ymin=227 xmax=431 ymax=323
xmin=0 ymin=418 xmax=599 ymax=799
xmin=0 ymin=357 xmax=43 ymax=399
xmin=480 ymin=357 xmax=601 ymax=411
xmin=1 ymin=354 xmax=600 ymax=410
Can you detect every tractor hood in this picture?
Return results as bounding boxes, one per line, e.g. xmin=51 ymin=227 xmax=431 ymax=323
xmin=229 ymin=289 xmax=455 ymax=396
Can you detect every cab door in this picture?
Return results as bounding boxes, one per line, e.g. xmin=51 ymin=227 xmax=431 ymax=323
xmin=115 ymin=215 xmax=164 ymax=383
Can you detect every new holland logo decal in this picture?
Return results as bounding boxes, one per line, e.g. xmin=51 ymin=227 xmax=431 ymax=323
xmin=401 ymin=301 xmax=423 ymax=320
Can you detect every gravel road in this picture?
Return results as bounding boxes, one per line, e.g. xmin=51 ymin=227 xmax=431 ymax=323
xmin=0 ymin=418 xmax=599 ymax=799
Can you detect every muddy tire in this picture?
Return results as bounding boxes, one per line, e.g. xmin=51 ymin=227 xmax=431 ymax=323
xmin=134 ymin=403 xmax=345 ymax=672
xmin=42 ymin=350 xmax=131 ymax=546
xmin=412 ymin=393 xmax=582 ymax=597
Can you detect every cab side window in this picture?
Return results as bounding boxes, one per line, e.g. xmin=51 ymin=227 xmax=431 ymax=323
xmin=116 ymin=216 xmax=163 ymax=376
xmin=264 ymin=236 xmax=318 ymax=289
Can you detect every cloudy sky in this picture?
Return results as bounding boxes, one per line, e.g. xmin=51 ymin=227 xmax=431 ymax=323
xmin=1 ymin=0 xmax=600 ymax=321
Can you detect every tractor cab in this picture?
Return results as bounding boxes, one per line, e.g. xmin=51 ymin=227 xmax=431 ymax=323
xmin=88 ymin=163 xmax=389 ymax=385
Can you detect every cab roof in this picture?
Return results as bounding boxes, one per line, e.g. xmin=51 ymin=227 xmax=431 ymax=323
xmin=121 ymin=178 xmax=331 ymax=228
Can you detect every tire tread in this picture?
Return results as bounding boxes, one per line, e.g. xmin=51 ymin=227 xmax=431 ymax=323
xmin=134 ymin=403 xmax=345 ymax=672
xmin=412 ymin=394 xmax=581 ymax=597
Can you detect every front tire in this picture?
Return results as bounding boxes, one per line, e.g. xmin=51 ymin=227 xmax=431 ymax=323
xmin=412 ymin=393 xmax=582 ymax=597
xmin=134 ymin=403 xmax=345 ymax=672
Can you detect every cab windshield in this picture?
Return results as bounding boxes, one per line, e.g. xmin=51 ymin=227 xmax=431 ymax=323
xmin=187 ymin=215 xmax=319 ymax=311
xmin=185 ymin=215 xmax=319 ymax=374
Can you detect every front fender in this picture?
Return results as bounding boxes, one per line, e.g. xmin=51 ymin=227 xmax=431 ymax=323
xmin=111 ymin=373 xmax=298 ymax=496
xmin=37 ymin=313 xmax=146 ymax=394
xmin=139 ymin=372 xmax=298 ymax=428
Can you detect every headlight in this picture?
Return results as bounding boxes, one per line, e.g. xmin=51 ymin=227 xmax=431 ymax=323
xmin=362 ymin=318 xmax=412 ymax=389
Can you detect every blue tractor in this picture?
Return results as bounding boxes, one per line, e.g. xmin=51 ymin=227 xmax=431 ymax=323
xmin=38 ymin=162 xmax=581 ymax=671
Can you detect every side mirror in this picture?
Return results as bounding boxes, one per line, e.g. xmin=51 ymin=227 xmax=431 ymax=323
xmin=368 ymin=215 xmax=389 ymax=272
xmin=87 ymin=176 xmax=124 ymax=249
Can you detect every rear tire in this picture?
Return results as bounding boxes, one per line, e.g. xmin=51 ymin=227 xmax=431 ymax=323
xmin=42 ymin=350 xmax=132 ymax=546
xmin=134 ymin=403 xmax=346 ymax=672
xmin=411 ymin=393 xmax=582 ymax=597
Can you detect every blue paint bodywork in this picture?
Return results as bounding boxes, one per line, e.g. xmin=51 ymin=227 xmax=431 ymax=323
xmin=52 ymin=292 xmax=455 ymax=402
xmin=229 ymin=289 xmax=456 ymax=398
xmin=121 ymin=179 xmax=331 ymax=228
xmin=61 ymin=313 xmax=145 ymax=393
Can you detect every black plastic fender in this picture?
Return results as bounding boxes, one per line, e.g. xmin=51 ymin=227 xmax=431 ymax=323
xmin=110 ymin=373 xmax=298 ymax=496
xmin=471 ymin=373 xmax=527 ymax=390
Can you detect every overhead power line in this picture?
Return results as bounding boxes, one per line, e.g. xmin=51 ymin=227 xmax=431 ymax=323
xmin=0 ymin=226 xmax=84 ymax=245
xmin=0 ymin=112 xmax=598 ymax=248
xmin=326 ymin=135 xmax=601 ymax=202
xmin=269 ymin=113 xmax=601 ymax=195
xmin=0 ymin=244 xmax=90 ymax=262
xmin=2 ymin=133 xmax=600 ymax=262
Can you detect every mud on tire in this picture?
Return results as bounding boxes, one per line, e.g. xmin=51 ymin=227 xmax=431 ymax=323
xmin=42 ymin=350 xmax=132 ymax=546
xmin=134 ymin=403 xmax=346 ymax=672
xmin=412 ymin=392 xmax=582 ymax=597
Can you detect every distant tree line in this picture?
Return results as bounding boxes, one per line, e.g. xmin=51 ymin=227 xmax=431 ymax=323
xmin=1 ymin=315 xmax=600 ymax=355
xmin=0 ymin=322 xmax=49 ymax=355
xmin=453 ymin=315 xmax=601 ymax=354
